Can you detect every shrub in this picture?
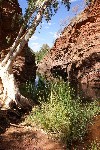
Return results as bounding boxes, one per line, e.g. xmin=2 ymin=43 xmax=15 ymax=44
xmin=88 ymin=140 xmax=100 ymax=150
xmin=24 ymin=80 xmax=100 ymax=144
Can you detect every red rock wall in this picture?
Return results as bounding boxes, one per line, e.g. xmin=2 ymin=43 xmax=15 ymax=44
xmin=0 ymin=0 xmax=21 ymax=50
xmin=0 ymin=0 xmax=36 ymax=83
xmin=38 ymin=0 xmax=100 ymax=86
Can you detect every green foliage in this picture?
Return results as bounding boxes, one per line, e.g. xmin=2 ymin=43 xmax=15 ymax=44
xmin=20 ymin=75 xmax=50 ymax=103
xmin=24 ymin=80 xmax=100 ymax=145
xmin=35 ymin=44 xmax=50 ymax=63
xmin=87 ymin=140 xmax=100 ymax=150
xmin=20 ymin=0 xmax=71 ymax=29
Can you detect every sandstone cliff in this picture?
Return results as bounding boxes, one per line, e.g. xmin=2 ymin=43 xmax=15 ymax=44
xmin=38 ymin=0 xmax=100 ymax=87
xmin=0 ymin=0 xmax=36 ymax=83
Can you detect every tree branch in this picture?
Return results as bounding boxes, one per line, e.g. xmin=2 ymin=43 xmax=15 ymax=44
xmin=5 ymin=0 xmax=51 ymax=70
xmin=1 ymin=0 xmax=42 ymax=66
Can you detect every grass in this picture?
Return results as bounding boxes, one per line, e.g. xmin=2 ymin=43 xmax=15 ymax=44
xmin=20 ymin=76 xmax=50 ymax=103
xmin=87 ymin=140 xmax=100 ymax=150
xmin=22 ymin=79 xmax=100 ymax=146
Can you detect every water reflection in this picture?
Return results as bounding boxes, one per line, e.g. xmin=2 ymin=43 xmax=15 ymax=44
xmin=35 ymin=75 xmax=39 ymax=86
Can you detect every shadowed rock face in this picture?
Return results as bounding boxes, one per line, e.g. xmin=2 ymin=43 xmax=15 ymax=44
xmin=38 ymin=0 xmax=100 ymax=87
xmin=0 ymin=0 xmax=21 ymax=50
xmin=0 ymin=0 xmax=36 ymax=83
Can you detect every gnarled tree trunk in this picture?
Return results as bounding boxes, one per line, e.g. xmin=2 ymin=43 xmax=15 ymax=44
xmin=0 ymin=63 xmax=32 ymax=110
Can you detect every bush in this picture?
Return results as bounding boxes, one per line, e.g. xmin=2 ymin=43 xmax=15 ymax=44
xmin=20 ymin=76 xmax=50 ymax=103
xmin=24 ymin=80 xmax=100 ymax=144
xmin=88 ymin=140 xmax=100 ymax=150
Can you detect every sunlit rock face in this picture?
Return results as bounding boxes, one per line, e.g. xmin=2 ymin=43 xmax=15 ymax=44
xmin=0 ymin=0 xmax=36 ymax=83
xmin=38 ymin=0 xmax=100 ymax=87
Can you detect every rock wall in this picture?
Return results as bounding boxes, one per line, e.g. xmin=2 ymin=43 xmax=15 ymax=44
xmin=38 ymin=0 xmax=100 ymax=87
xmin=0 ymin=0 xmax=36 ymax=83
xmin=0 ymin=0 xmax=21 ymax=50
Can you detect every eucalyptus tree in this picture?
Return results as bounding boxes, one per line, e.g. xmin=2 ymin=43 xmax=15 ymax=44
xmin=0 ymin=0 xmax=71 ymax=109
xmin=0 ymin=0 xmax=93 ymax=110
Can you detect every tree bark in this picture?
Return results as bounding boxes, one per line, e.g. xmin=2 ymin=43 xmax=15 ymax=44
xmin=0 ymin=63 xmax=32 ymax=110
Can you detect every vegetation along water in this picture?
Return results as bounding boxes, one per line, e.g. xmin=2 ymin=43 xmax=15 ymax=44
xmin=20 ymin=75 xmax=100 ymax=149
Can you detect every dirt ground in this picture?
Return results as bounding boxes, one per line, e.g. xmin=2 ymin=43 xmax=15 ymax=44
xmin=0 ymin=124 xmax=66 ymax=150
xmin=0 ymin=112 xmax=100 ymax=150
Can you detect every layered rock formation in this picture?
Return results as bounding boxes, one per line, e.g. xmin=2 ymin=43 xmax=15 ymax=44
xmin=0 ymin=0 xmax=36 ymax=83
xmin=38 ymin=0 xmax=100 ymax=87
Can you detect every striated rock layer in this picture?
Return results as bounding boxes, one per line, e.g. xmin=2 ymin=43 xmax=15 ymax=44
xmin=0 ymin=0 xmax=36 ymax=83
xmin=38 ymin=0 xmax=100 ymax=87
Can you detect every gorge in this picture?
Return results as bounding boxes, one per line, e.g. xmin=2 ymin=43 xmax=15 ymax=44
xmin=38 ymin=0 xmax=100 ymax=90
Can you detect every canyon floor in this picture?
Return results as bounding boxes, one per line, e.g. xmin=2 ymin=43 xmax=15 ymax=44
xmin=0 ymin=114 xmax=100 ymax=150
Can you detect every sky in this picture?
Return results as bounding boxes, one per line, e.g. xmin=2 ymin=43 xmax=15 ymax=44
xmin=18 ymin=0 xmax=86 ymax=52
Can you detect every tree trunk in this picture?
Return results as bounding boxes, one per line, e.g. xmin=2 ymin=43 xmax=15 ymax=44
xmin=0 ymin=0 xmax=48 ymax=110
xmin=0 ymin=64 xmax=32 ymax=110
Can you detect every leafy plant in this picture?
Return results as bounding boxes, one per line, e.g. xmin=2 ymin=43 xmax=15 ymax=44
xmin=24 ymin=80 xmax=100 ymax=145
xmin=20 ymin=75 xmax=50 ymax=103
xmin=35 ymin=44 xmax=50 ymax=63
xmin=88 ymin=140 xmax=100 ymax=150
